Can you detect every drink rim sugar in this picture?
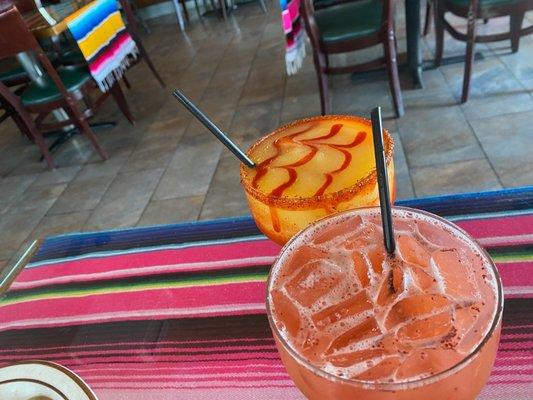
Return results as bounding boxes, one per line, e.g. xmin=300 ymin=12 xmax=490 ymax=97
xmin=266 ymin=206 xmax=504 ymax=391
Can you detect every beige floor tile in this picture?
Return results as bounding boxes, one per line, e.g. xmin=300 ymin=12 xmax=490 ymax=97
xmin=137 ymin=196 xmax=205 ymax=226
xmin=5 ymin=182 xmax=67 ymax=215
xmin=469 ymin=109 xmax=533 ymax=187
xmin=411 ymin=159 xmax=502 ymax=197
xmin=29 ymin=211 xmax=92 ymax=239
xmin=84 ymin=168 xmax=164 ymax=231
xmin=0 ymin=174 xmax=38 ymax=213
xmin=397 ymin=94 xmax=486 ymax=167
xmin=199 ymin=156 xmax=250 ymax=220
xmin=390 ymin=132 xmax=415 ymax=200
xmin=0 ymin=209 xmax=47 ymax=260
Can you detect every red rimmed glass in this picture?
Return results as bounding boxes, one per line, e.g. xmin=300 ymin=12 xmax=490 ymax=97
xmin=240 ymin=115 xmax=395 ymax=245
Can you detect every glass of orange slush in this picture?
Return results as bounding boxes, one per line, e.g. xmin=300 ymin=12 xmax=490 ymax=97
xmin=240 ymin=115 xmax=394 ymax=245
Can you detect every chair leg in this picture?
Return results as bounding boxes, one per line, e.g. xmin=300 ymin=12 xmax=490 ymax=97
xmin=384 ymin=30 xmax=405 ymax=118
xmin=110 ymin=82 xmax=135 ymax=125
xmin=258 ymin=0 xmax=267 ymax=13
xmin=194 ymin=0 xmax=203 ymax=19
xmin=17 ymin=111 xmax=55 ymax=169
xmin=313 ymin=52 xmax=330 ymax=115
xmin=423 ymin=1 xmax=432 ymax=36
xmin=510 ymin=11 xmax=525 ymax=53
xmin=32 ymin=126 xmax=55 ymax=170
xmin=461 ymin=1 xmax=478 ymax=103
xmin=179 ymin=0 xmax=190 ymax=22
xmin=134 ymin=36 xmax=166 ymax=87
xmin=434 ymin=0 xmax=445 ymax=67
xmin=123 ymin=74 xmax=131 ymax=90
xmin=66 ymin=103 xmax=108 ymax=161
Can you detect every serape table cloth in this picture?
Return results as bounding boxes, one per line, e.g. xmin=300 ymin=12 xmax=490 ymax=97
xmin=0 ymin=187 xmax=531 ymax=399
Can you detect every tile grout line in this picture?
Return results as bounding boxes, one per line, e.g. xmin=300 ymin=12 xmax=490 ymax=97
xmin=394 ymin=127 xmax=418 ymax=199
xmin=197 ymin=12 xmax=270 ymax=221
xmin=422 ymin=32 xmax=506 ymax=189
xmin=94 ymin=21 xmax=234 ymax=229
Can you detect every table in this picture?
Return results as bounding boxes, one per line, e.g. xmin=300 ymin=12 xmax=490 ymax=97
xmin=0 ymin=187 xmax=532 ymax=399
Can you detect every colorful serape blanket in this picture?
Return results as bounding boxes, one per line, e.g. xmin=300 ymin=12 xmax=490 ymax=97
xmin=65 ymin=0 xmax=138 ymax=92
xmin=0 ymin=187 xmax=532 ymax=399
xmin=281 ymin=0 xmax=306 ymax=74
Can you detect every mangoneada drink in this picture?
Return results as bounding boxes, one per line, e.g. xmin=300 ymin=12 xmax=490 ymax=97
xmin=267 ymin=207 xmax=503 ymax=399
xmin=240 ymin=115 xmax=394 ymax=245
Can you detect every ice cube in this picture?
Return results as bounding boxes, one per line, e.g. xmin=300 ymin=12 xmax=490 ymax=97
xmin=326 ymin=317 xmax=381 ymax=354
xmin=312 ymin=290 xmax=372 ymax=328
xmin=397 ymin=234 xmax=431 ymax=269
xmin=385 ymin=294 xmax=451 ymax=329
xmin=285 ymin=260 xmax=342 ymax=307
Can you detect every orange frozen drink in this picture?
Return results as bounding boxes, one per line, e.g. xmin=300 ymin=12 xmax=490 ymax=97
xmin=240 ymin=115 xmax=394 ymax=244
xmin=267 ymin=207 xmax=502 ymax=399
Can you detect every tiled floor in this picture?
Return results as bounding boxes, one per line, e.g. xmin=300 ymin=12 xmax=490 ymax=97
xmin=0 ymin=4 xmax=532 ymax=271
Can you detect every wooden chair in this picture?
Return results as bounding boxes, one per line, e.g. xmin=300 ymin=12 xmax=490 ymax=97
xmin=0 ymin=6 xmax=137 ymax=168
xmin=431 ymin=0 xmax=533 ymax=102
xmin=300 ymin=0 xmax=404 ymax=117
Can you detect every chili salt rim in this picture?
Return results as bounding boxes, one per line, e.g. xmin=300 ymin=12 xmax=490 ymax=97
xmin=240 ymin=115 xmax=394 ymax=210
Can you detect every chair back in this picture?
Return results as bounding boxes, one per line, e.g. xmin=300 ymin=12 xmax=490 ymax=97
xmin=0 ymin=5 xmax=43 ymax=59
xmin=300 ymin=0 xmax=394 ymax=49
xmin=0 ymin=6 xmax=79 ymax=109
xmin=0 ymin=0 xmax=39 ymax=15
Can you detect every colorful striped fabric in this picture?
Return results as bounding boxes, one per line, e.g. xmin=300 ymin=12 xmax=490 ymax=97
xmin=281 ymin=0 xmax=306 ymax=75
xmin=0 ymin=187 xmax=531 ymax=399
xmin=65 ymin=0 xmax=138 ymax=92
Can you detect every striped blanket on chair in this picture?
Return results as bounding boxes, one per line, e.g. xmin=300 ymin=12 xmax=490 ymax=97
xmin=281 ymin=0 xmax=306 ymax=75
xmin=65 ymin=0 xmax=138 ymax=92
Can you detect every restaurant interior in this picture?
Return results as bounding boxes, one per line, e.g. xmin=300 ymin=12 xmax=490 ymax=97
xmin=0 ymin=0 xmax=531 ymax=398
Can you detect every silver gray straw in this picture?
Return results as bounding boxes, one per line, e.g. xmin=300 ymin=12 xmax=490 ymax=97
xmin=172 ymin=90 xmax=256 ymax=168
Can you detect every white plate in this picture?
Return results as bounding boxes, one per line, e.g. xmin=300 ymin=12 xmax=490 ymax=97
xmin=0 ymin=360 xmax=97 ymax=400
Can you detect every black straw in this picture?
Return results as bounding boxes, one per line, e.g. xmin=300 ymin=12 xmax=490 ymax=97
xmin=172 ymin=90 xmax=256 ymax=168
xmin=370 ymin=107 xmax=395 ymax=255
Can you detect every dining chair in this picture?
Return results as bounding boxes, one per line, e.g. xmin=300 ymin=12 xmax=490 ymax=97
xmin=300 ymin=0 xmax=404 ymax=117
xmin=0 ymin=6 xmax=132 ymax=168
xmin=430 ymin=0 xmax=533 ymax=102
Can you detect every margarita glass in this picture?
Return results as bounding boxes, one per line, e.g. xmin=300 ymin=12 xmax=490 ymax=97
xmin=240 ymin=115 xmax=395 ymax=245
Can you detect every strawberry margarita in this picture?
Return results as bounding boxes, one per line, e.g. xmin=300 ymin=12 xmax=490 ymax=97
xmin=267 ymin=207 xmax=503 ymax=399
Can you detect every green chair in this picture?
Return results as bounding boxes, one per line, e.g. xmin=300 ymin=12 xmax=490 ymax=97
xmin=0 ymin=6 xmax=134 ymax=169
xmin=301 ymin=0 xmax=404 ymax=116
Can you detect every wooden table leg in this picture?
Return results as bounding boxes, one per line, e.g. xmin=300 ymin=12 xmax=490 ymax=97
xmin=405 ymin=0 xmax=423 ymax=89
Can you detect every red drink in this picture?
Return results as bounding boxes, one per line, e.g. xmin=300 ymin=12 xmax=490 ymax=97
xmin=267 ymin=207 xmax=503 ymax=399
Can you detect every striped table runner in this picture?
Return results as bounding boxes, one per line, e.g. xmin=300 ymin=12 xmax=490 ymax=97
xmin=0 ymin=187 xmax=531 ymax=399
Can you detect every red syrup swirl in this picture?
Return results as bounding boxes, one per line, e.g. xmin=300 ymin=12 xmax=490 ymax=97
xmin=250 ymin=123 xmax=367 ymax=232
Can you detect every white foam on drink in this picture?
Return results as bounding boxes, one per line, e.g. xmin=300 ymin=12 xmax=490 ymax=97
xmin=269 ymin=208 xmax=500 ymax=383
